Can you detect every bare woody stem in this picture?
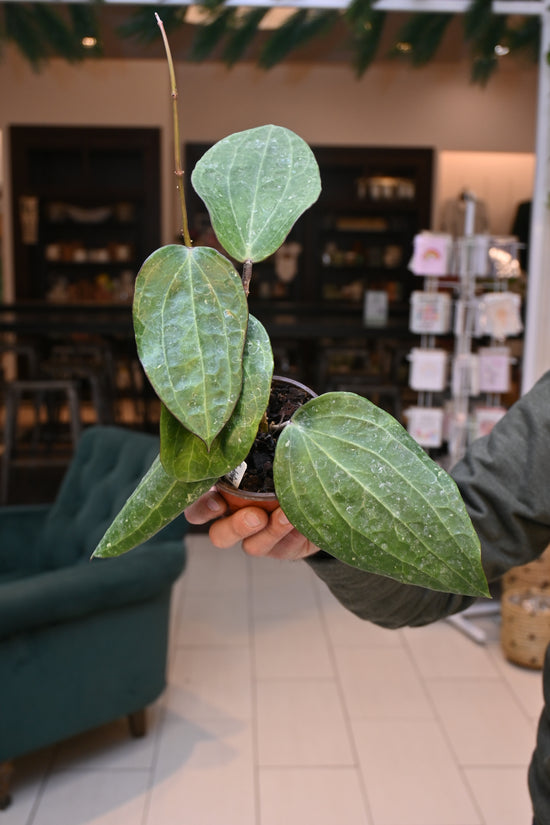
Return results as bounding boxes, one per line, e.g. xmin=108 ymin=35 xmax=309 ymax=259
xmin=155 ymin=13 xmax=192 ymax=248
xmin=242 ymin=259 xmax=253 ymax=296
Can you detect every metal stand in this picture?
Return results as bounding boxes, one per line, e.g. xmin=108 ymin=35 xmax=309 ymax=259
xmin=445 ymin=598 xmax=500 ymax=645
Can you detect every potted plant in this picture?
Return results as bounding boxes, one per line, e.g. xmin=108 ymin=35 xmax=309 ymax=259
xmin=93 ymin=20 xmax=488 ymax=600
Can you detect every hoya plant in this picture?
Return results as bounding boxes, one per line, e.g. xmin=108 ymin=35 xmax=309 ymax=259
xmin=93 ymin=25 xmax=488 ymax=599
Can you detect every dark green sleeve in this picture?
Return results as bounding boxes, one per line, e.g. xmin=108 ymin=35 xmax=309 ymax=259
xmin=306 ymin=370 xmax=550 ymax=628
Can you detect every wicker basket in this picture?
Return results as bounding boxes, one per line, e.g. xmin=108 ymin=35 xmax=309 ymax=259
xmin=501 ymin=587 xmax=550 ymax=669
xmin=502 ymin=545 xmax=550 ymax=592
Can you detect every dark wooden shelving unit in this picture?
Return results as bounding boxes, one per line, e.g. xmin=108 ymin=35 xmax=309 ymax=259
xmin=10 ymin=125 xmax=161 ymax=302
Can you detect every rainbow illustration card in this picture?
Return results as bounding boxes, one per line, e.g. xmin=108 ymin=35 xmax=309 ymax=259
xmin=409 ymin=232 xmax=453 ymax=277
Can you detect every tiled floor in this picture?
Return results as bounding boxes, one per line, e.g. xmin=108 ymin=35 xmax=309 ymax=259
xmin=5 ymin=535 xmax=543 ymax=825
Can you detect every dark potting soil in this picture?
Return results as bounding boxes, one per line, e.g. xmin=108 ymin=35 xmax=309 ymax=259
xmin=238 ymin=383 xmax=312 ymax=493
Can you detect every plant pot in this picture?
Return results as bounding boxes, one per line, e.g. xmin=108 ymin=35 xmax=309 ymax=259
xmin=215 ymin=374 xmax=317 ymax=513
xmin=215 ymin=479 xmax=281 ymax=514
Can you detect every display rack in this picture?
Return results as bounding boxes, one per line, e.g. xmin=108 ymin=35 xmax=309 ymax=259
xmin=405 ymin=201 xmax=523 ymax=644
xmin=406 ymin=202 xmax=523 ymax=467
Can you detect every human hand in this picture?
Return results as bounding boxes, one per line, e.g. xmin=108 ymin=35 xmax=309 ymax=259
xmin=184 ymin=490 xmax=320 ymax=561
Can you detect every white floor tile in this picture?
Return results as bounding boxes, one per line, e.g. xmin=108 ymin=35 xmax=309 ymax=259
xmin=250 ymin=559 xmax=320 ymax=622
xmin=464 ymin=766 xmax=533 ymax=825
xmin=31 ymin=767 xmax=149 ymax=825
xmin=249 ymin=553 xmax=317 ymax=593
xmin=259 ymin=767 xmax=371 ymax=825
xmin=254 ymin=613 xmax=334 ymax=679
xmin=487 ymin=643 xmax=544 ymax=722
xmin=425 ymin=678 xmax=536 ymax=766
xmin=335 ymin=647 xmax=434 ymax=719
xmin=183 ymin=536 xmax=249 ymax=594
xmin=401 ymin=620 xmax=500 ymax=680
xmin=256 ymin=679 xmax=355 ymax=766
xmin=353 ymin=718 xmax=481 ymax=825
xmin=167 ymin=644 xmax=252 ymax=721
xmin=175 ymin=588 xmax=250 ymax=647
xmin=316 ymin=582 xmax=404 ymax=648
xmin=148 ymin=715 xmax=256 ymax=825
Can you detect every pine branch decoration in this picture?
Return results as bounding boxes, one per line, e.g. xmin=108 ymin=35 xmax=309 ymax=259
xmin=346 ymin=0 xmax=386 ymax=77
xmin=259 ymin=9 xmax=339 ymax=70
xmin=0 ymin=0 xmax=542 ymax=85
xmin=190 ymin=6 xmax=237 ymax=61
xmin=222 ymin=7 xmax=268 ymax=67
xmin=392 ymin=12 xmax=453 ymax=66
xmin=117 ymin=5 xmax=186 ymax=44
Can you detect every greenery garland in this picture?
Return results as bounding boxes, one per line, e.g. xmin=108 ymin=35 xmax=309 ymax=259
xmin=0 ymin=0 xmax=541 ymax=84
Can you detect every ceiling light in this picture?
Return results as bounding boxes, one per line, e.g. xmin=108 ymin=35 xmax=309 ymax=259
xmin=257 ymin=7 xmax=298 ymax=29
xmin=185 ymin=4 xmax=298 ymax=30
xmin=81 ymin=36 xmax=97 ymax=48
xmin=185 ymin=5 xmax=212 ymax=25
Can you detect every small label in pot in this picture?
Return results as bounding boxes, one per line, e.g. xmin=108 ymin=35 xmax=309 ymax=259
xmin=225 ymin=461 xmax=247 ymax=488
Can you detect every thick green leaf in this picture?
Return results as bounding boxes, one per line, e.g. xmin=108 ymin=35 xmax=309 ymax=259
xmin=133 ymin=244 xmax=248 ymax=448
xmin=92 ymin=455 xmax=215 ymax=558
xmin=160 ymin=314 xmax=274 ymax=481
xmin=273 ymin=393 xmax=489 ymax=597
xmin=191 ymin=125 xmax=321 ymax=263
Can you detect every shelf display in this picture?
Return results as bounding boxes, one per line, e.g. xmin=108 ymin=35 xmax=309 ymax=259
xmin=39 ymin=200 xmax=139 ymax=302
xmin=10 ymin=126 xmax=161 ymax=303
xmin=185 ymin=143 xmax=433 ymax=312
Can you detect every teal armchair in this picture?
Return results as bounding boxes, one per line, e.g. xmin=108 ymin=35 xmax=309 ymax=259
xmin=0 ymin=426 xmax=188 ymax=809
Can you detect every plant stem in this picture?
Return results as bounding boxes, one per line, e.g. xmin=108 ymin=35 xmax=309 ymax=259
xmin=155 ymin=13 xmax=192 ymax=247
xmin=242 ymin=259 xmax=253 ymax=295
xmin=269 ymin=420 xmax=290 ymax=433
xmin=258 ymin=411 xmax=269 ymax=434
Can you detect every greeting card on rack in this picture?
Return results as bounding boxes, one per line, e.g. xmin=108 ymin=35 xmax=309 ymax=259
xmin=409 ymin=348 xmax=448 ymax=391
xmin=474 ymin=405 xmax=507 ymax=439
xmin=478 ymin=346 xmax=511 ymax=393
xmin=406 ymin=406 xmax=444 ymax=448
xmin=488 ymin=237 xmax=521 ymax=279
xmin=409 ymin=291 xmax=452 ymax=334
xmin=408 ymin=232 xmax=453 ymax=277
xmin=477 ymin=292 xmax=523 ymax=339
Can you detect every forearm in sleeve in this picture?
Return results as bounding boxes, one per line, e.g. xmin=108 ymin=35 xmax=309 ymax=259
xmin=307 ymin=370 xmax=550 ymax=629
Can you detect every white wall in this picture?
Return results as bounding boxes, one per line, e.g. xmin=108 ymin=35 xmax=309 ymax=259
xmin=0 ymin=46 xmax=539 ymax=298
xmin=175 ymin=60 xmax=537 ymax=153
xmin=437 ymin=151 xmax=536 ymax=234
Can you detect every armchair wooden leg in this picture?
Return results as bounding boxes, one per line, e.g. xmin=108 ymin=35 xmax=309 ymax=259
xmin=0 ymin=761 xmax=14 ymax=810
xmin=127 ymin=708 xmax=146 ymax=738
